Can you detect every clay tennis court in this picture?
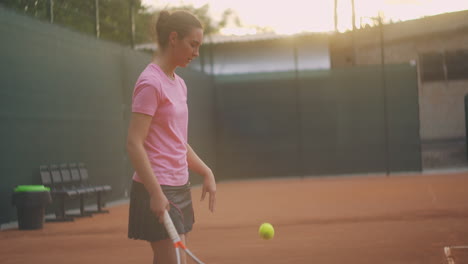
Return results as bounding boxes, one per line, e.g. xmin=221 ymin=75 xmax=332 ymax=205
xmin=1 ymin=171 xmax=468 ymax=264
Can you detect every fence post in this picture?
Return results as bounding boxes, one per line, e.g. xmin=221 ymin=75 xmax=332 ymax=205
xmin=465 ymin=94 xmax=468 ymax=160
xmin=129 ymin=0 xmax=135 ymax=49
xmin=47 ymin=0 xmax=54 ymax=23
xmin=378 ymin=14 xmax=390 ymax=175
xmin=95 ymin=0 xmax=100 ymax=38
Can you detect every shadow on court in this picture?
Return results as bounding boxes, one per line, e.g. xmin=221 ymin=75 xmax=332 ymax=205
xmin=1 ymin=172 xmax=468 ymax=264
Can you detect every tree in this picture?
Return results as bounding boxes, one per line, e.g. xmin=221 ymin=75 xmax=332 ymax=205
xmin=1 ymin=0 xmax=50 ymax=20
xmin=1 ymin=0 xmax=150 ymax=45
xmin=156 ymin=4 xmax=240 ymax=36
xmin=0 ymin=1 xmax=237 ymax=46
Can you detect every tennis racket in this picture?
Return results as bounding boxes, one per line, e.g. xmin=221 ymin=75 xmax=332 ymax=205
xmin=163 ymin=210 xmax=205 ymax=264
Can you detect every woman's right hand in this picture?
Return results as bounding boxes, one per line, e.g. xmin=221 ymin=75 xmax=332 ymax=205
xmin=149 ymin=192 xmax=170 ymax=223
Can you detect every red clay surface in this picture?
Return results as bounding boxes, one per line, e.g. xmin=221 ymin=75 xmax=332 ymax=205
xmin=1 ymin=172 xmax=468 ymax=264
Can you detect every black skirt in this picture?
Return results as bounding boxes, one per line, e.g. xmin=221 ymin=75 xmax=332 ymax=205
xmin=128 ymin=180 xmax=194 ymax=242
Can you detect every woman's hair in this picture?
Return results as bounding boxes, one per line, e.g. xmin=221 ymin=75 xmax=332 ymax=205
xmin=155 ymin=10 xmax=203 ymax=49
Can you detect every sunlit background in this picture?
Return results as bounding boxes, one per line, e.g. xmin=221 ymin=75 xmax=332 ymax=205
xmin=142 ymin=0 xmax=468 ymax=34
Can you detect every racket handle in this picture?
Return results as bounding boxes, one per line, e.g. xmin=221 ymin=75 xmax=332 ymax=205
xmin=175 ymin=247 xmax=181 ymax=264
xmin=163 ymin=210 xmax=181 ymax=243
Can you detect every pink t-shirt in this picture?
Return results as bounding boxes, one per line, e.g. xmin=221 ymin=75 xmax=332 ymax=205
xmin=131 ymin=63 xmax=189 ymax=186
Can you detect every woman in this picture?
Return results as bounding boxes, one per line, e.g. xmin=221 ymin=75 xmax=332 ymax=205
xmin=127 ymin=10 xmax=216 ymax=264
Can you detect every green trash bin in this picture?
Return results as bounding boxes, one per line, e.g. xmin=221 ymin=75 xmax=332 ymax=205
xmin=12 ymin=185 xmax=52 ymax=230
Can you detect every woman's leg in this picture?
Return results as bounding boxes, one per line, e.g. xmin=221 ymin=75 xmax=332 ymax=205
xmin=150 ymin=234 xmax=187 ymax=264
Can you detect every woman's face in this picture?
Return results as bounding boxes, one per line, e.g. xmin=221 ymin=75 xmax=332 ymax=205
xmin=172 ymin=27 xmax=203 ymax=67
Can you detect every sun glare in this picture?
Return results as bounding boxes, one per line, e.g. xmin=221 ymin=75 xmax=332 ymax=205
xmin=220 ymin=27 xmax=257 ymax=36
xmin=143 ymin=0 xmax=468 ymax=35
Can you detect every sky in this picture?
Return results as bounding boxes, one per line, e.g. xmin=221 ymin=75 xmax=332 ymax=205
xmin=141 ymin=0 xmax=468 ymax=35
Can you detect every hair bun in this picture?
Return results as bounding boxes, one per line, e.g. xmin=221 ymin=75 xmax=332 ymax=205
xmin=156 ymin=11 xmax=171 ymax=31
xmin=159 ymin=10 xmax=170 ymax=21
xmin=154 ymin=10 xmax=202 ymax=50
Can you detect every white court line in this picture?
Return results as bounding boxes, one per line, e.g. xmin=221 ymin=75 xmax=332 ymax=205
xmin=444 ymin=246 xmax=468 ymax=264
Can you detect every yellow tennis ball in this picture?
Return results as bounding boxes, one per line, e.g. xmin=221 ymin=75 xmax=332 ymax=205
xmin=258 ymin=223 xmax=274 ymax=240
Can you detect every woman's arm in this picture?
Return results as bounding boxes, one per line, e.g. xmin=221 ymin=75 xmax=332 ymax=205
xmin=186 ymin=143 xmax=216 ymax=212
xmin=126 ymin=112 xmax=169 ymax=221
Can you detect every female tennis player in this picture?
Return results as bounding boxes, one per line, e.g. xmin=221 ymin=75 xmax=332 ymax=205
xmin=126 ymin=10 xmax=216 ymax=264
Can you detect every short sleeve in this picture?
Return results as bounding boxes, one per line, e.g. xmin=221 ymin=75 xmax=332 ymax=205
xmin=132 ymin=80 xmax=160 ymax=116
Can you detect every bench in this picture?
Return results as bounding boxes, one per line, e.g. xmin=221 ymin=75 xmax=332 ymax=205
xmin=74 ymin=162 xmax=112 ymax=213
xmin=40 ymin=164 xmax=80 ymax=222
xmin=39 ymin=162 xmax=112 ymax=221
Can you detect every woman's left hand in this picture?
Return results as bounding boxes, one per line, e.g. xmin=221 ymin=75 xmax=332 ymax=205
xmin=201 ymin=170 xmax=216 ymax=213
